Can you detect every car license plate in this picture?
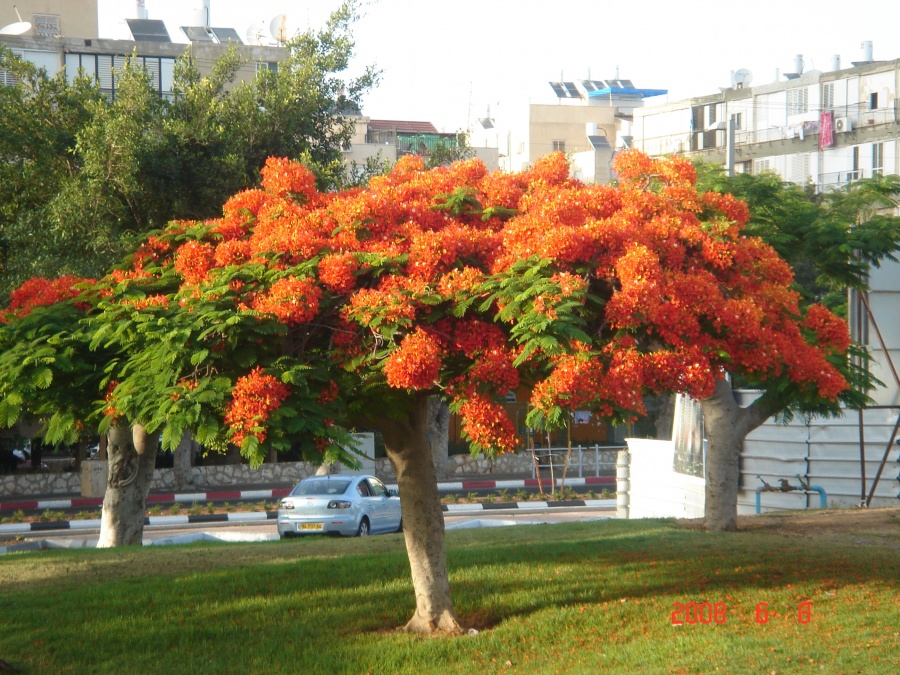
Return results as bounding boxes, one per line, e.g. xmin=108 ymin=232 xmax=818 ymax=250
xmin=300 ymin=523 xmax=323 ymax=531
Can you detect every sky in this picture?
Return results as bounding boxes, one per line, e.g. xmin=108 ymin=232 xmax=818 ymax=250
xmin=96 ymin=0 xmax=900 ymax=136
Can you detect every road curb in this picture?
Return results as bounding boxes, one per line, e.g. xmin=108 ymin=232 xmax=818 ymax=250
xmin=1 ymin=476 xmax=615 ymax=513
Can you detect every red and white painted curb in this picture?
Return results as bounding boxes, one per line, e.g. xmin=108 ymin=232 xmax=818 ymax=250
xmin=0 ymin=477 xmax=614 ymax=513
xmin=0 ymin=500 xmax=616 ymax=534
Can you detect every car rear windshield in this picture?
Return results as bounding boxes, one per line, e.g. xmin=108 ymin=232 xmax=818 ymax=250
xmin=291 ymin=479 xmax=352 ymax=496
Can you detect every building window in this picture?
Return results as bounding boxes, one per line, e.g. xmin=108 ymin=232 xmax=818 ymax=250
xmin=847 ymin=146 xmax=860 ymax=182
xmin=733 ymin=112 xmax=742 ymax=130
xmin=256 ymin=61 xmax=278 ymax=74
xmin=707 ymin=104 xmax=717 ymax=126
xmin=873 ymin=142 xmax=884 ymax=175
xmin=552 ymin=140 xmax=565 ymax=152
xmin=787 ymin=87 xmax=808 ymax=116
xmin=869 ymin=92 xmax=878 ymax=110
xmin=822 ymin=82 xmax=834 ymax=110
xmin=755 ymin=159 xmax=770 ymax=175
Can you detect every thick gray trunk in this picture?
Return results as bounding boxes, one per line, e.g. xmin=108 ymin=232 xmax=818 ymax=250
xmin=700 ymin=380 xmax=775 ymax=532
xmin=381 ymin=395 xmax=462 ymax=634
xmin=172 ymin=429 xmax=193 ymax=491
xmin=426 ymin=396 xmax=451 ymax=479
xmin=654 ymin=393 xmax=676 ymax=440
xmin=96 ymin=424 xmax=157 ymax=547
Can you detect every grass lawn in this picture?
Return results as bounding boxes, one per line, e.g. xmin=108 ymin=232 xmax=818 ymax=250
xmin=1 ymin=517 xmax=898 ymax=673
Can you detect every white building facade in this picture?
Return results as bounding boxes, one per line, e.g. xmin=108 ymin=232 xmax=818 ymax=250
xmin=634 ymin=57 xmax=900 ymax=409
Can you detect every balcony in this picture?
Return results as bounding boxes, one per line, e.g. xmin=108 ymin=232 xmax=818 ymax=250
xmin=364 ymin=130 xmax=465 ymax=158
xmin=818 ymin=167 xmax=884 ymax=192
xmin=636 ymin=100 xmax=900 ymax=160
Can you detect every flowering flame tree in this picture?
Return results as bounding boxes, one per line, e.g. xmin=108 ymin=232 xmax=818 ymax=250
xmin=0 ymin=150 xmax=862 ymax=633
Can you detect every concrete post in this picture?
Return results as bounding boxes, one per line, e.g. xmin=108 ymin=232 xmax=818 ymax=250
xmin=616 ymin=449 xmax=630 ymax=519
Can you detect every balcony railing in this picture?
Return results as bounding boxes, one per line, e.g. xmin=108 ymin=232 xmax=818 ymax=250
xmin=363 ymin=131 xmax=463 ymax=157
xmin=818 ymin=167 xmax=885 ymax=191
xmin=636 ymin=99 xmax=900 ymax=156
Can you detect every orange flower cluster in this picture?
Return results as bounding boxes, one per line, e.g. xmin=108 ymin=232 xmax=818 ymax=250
xmin=260 ymin=156 xmax=317 ymax=203
xmin=174 ymin=241 xmax=214 ymax=285
xmin=383 ymin=328 xmax=444 ymax=389
xmin=457 ymin=394 xmax=518 ymax=453
xmin=224 ymin=367 xmax=291 ymax=447
xmin=71 ymin=148 xmax=852 ymax=454
xmin=3 ymin=276 xmax=95 ymax=319
xmin=251 ymin=276 xmax=321 ymax=325
xmin=318 ymin=253 xmax=358 ymax=294
xmin=119 ymin=294 xmax=169 ymax=311
xmin=803 ymin=304 xmax=851 ymax=352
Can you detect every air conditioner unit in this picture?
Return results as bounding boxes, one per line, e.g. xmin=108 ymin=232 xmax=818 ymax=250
xmin=835 ymin=117 xmax=853 ymax=133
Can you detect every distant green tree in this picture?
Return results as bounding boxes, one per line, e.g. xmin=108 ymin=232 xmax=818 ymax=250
xmin=426 ymin=130 xmax=475 ymax=168
xmin=689 ymin=162 xmax=900 ymax=530
xmin=694 ymin=164 xmax=900 ymax=312
xmin=0 ymin=1 xmax=377 ymax=299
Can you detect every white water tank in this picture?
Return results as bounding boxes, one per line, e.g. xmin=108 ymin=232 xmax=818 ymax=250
xmin=194 ymin=0 xmax=211 ymax=28
xmin=861 ymin=41 xmax=873 ymax=62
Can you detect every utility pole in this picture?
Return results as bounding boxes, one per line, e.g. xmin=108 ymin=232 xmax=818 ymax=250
xmin=726 ymin=114 xmax=736 ymax=177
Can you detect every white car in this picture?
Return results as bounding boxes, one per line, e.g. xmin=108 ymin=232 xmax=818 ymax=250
xmin=277 ymin=474 xmax=402 ymax=538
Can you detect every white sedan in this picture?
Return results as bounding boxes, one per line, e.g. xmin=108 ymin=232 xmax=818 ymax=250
xmin=277 ymin=474 xmax=402 ymax=538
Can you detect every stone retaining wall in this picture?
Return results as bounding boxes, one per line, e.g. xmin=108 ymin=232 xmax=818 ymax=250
xmin=1 ymin=471 xmax=81 ymax=498
xmin=1 ymin=448 xmax=620 ymax=497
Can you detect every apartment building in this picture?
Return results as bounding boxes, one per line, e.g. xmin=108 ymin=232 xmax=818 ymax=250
xmin=633 ymin=49 xmax=900 ymax=408
xmin=633 ymin=48 xmax=899 ymax=191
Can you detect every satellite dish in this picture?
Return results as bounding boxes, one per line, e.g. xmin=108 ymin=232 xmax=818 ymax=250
xmin=0 ymin=21 xmax=31 ymax=36
xmin=731 ymin=68 xmax=753 ymax=89
xmin=245 ymin=21 xmax=267 ymax=46
xmin=269 ymin=14 xmax=291 ymax=43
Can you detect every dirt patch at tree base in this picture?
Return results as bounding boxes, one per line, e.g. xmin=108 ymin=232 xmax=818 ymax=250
xmin=675 ymin=506 xmax=900 ymax=547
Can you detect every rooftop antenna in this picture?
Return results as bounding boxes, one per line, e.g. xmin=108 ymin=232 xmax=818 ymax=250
xmin=0 ymin=5 xmax=32 ymax=35
xmin=731 ymin=68 xmax=753 ymax=89
xmin=245 ymin=21 xmax=268 ymax=46
xmin=269 ymin=14 xmax=291 ymax=44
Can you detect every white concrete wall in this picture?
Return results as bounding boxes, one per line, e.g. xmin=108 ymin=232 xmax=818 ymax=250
xmin=625 ymin=438 xmax=705 ymax=519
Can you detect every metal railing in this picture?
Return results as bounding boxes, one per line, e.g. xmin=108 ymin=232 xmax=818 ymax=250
xmin=636 ymin=100 xmax=900 ymax=157
xmin=529 ymin=444 xmax=625 ymax=479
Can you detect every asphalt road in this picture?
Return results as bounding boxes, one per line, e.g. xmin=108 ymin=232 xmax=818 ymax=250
xmin=1 ymin=506 xmax=615 ymax=550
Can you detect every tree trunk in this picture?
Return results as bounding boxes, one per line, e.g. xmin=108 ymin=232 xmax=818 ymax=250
xmin=426 ymin=396 xmax=451 ymax=479
xmin=380 ymin=395 xmax=462 ymax=634
xmin=654 ymin=393 xmax=676 ymax=440
xmin=700 ymin=380 xmax=774 ymax=532
xmin=96 ymin=424 xmax=158 ymax=547
xmin=172 ymin=429 xmax=193 ymax=491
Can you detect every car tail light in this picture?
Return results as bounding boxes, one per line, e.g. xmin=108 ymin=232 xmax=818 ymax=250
xmin=327 ymin=500 xmax=351 ymax=509
xmin=279 ymin=500 xmax=294 ymax=510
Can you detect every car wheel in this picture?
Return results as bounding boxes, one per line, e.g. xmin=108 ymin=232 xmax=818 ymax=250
xmin=356 ymin=517 xmax=370 ymax=537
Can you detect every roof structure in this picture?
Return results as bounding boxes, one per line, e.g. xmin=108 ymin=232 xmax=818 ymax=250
xmin=367 ymin=119 xmax=439 ymax=134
